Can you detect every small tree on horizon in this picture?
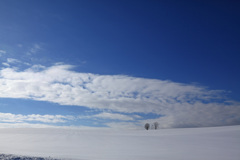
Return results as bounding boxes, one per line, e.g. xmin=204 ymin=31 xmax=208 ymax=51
xmin=153 ymin=122 xmax=159 ymax=130
xmin=144 ymin=123 xmax=150 ymax=130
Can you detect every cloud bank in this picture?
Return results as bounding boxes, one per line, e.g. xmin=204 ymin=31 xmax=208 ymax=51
xmin=0 ymin=63 xmax=240 ymax=128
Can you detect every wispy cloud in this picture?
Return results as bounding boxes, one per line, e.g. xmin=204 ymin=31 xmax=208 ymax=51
xmin=1 ymin=58 xmax=21 ymax=68
xmin=26 ymin=44 xmax=41 ymax=55
xmin=0 ymin=112 xmax=74 ymax=123
xmin=90 ymin=112 xmax=141 ymax=121
xmin=0 ymin=122 xmax=59 ymax=128
xmin=0 ymin=50 xmax=6 ymax=56
xmin=0 ymin=62 xmax=240 ymax=128
xmin=7 ymin=58 xmax=21 ymax=64
xmin=2 ymin=63 xmax=10 ymax=67
xmin=0 ymin=50 xmax=6 ymax=54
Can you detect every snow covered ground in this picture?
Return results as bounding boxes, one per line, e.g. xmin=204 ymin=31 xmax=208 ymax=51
xmin=0 ymin=154 xmax=59 ymax=160
xmin=0 ymin=125 xmax=239 ymax=160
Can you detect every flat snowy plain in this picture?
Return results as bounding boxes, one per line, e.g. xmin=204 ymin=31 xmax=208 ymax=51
xmin=0 ymin=125 xmax=239 ymax=160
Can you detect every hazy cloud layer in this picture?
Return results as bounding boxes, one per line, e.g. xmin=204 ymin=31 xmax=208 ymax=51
xmin=0 ymin=63 xmax=240 ymax=128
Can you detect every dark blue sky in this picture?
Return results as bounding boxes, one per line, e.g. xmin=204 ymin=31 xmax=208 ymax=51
xmin=2 ymin=0 xmax=240 ymax=94
xmin=0 ymin=0 xmax=240 ymax=128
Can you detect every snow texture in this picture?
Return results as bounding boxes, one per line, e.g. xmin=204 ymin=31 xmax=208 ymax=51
xmin=0 ymin=125 xmax=240 ymax=160
xmin=0 ymin=154 xmax=59 ymax=160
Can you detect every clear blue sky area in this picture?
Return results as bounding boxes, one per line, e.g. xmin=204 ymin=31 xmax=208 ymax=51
xmin=0 ymin=0 xmax=239 ymax=129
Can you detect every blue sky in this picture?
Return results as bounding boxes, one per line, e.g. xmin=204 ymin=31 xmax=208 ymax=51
xmin=0 ymin=0 xmax=240 ymax=129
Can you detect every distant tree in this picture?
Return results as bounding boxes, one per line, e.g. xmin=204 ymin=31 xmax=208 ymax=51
xmin=153 ymin=122 xmax=159 ymax=130
xmin=144 ymin=123 xmax=150 ymax=130
xmin=151 ymin=124 xmax=154 ymax=130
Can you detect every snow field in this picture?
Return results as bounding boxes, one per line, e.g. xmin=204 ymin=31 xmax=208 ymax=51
xmin=0 ymin=125 xmax=239 ymax=160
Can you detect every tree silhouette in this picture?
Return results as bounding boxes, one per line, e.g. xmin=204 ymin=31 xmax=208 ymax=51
xmin=144 ymin=123 xmax=150 ymax=130
xmin=153 ymin=122 xmax=159 ymax=130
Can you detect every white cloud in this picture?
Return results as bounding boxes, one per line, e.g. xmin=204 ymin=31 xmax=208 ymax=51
xmin=0 ymin=112 xmax=74 ymax=123
xmin=1 ymin=58 xmax=21 ymax=68
xmin=26 ymin=44 xmax=41 ymax=55
xmin=0 ymin=63 xmax=240 ymax=128
xmin=0 ymin=122 xmax=58 ymax=128
xmin=0 ymin=50 xmax=6 ymax=57
xmin=0 ymin=50 xmax=6 ymax=54
xmin=92 ymin=112 xmax=139 ymax=121
xmin=2 ymin=62 xmax=10 ymax=67
xmin=0 ymin=122 xmax=107 ymax=129
xmin=7 ymin=58 xmax=21 ymax=64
